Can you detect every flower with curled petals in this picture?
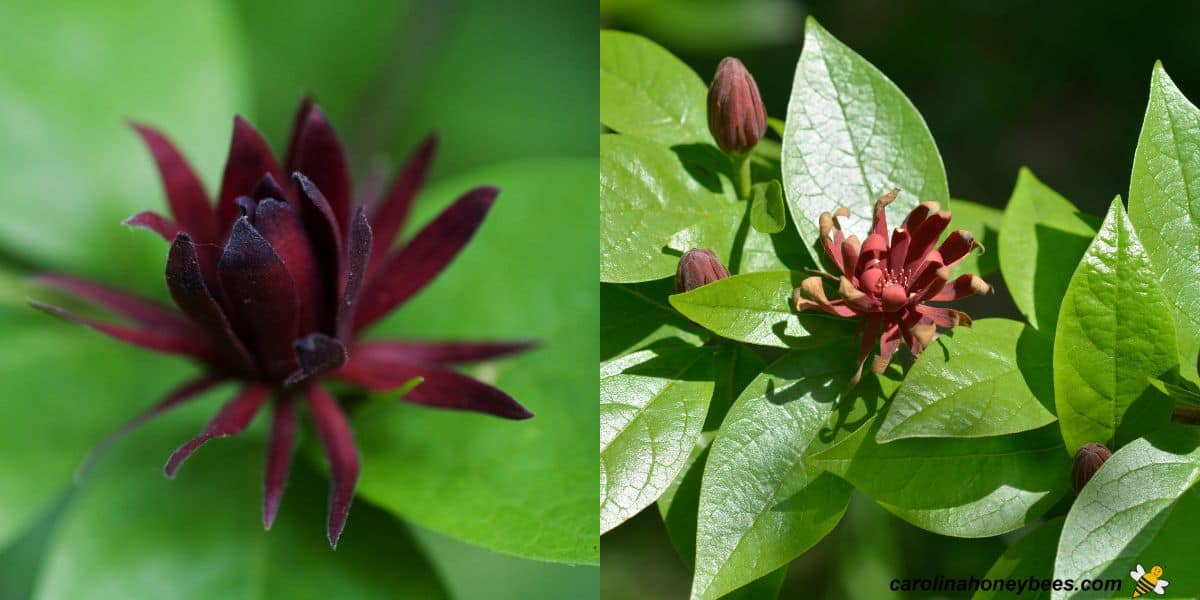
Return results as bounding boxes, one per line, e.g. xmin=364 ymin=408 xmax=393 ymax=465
xmin=792 ymin=190 xmax=988 ymax=383
xmin=28 ymin=98 xmax=534 ymax=547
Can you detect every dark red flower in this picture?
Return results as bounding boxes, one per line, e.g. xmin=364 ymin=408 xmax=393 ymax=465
xmin=792 ymin=190 xmax=986 ymax=383
xmin=29 ymin=98 xmax=534 ymax=547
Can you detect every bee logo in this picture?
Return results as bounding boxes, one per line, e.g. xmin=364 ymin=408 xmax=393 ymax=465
xmin=1129 ymin=564 xmax=1168 ymax=597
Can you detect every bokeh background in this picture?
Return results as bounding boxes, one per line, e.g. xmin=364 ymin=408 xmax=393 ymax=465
xmin=600 ymin=0 xmax=1200 ymax=597
xmin=0 ymin=0 xmax=597 ymax=598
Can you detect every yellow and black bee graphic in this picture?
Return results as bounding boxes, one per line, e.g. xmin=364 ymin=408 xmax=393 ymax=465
xmin=1129 ymin=564 xmax=1168 ymax=597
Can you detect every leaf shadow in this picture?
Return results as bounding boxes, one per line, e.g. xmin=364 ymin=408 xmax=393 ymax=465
xmin=1031 ymin=223 xmax=1094 ymax=332
xmin=670 ymin=143 xmax=727 ymax=195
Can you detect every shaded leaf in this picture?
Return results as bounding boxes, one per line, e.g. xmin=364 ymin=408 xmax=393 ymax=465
xmin=600 ymin=279 xmax=703 ymax=362
xmin=972 ymin=517 xmax=1064 ymax=600
xmin=750 ymin=180 xmax=786 ymax=234
xmin=947 ymin=199 xmax=1003 ymax=277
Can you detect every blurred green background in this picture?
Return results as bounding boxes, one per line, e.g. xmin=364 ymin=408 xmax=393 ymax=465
xmin=600 ymin=0 xmax=1200 ymax=597
xmin=0 ymin=0 xmax=597 ymax=598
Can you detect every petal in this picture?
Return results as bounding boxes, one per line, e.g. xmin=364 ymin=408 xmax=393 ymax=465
xmin=927 ymin=274 xmax=990 ymax=302
xmin=337 ymin=207 xmax=373 ymax=340
xmin=368 ymin=135 xmax=437 ymax=269
xmin=305 ymin=384 xmax=360 ymax=548
xmin=218 ymin=218 xmax=300 ymax=380
xmin=354 ymin=187 xmax=498 ymax=332
xmin=349 ymin=340 xmax=535 ymax=366
xmin=216 ymin=116 xmax=285 ymax=231
xmin=165 ymin=233 xmax=257 ymax=375
xmin=287 ymin=104 xmax=352 ymax=233
xmin=872 ymin=323 xmax=903 ymax=374
xmin=905 ymin=210 xmax=951 ymax=267
xmin=263 ymin=395 xmax=297 ymax=530
xmin=294 ymin=172 xmax=346 ymax=295
xmin=164 ymin=383 xmax=272 ymax=477
xmin=123 ymin=211 xmax=181 ymax=241
xmin=254 ymin=199 xmax=327 ymax=334
xmin=77 ymin=375 xmax=223 ymax=480
xmin=284 ymin=333 xmax=348 ymax=386
xmin=888 ymin=228 xmax=910 ymax=273
xmin=870 ymin=189 xmax=898 ymax=239
xmin=32 ymin=274 xmax=186 ymax=329
xmin=28 ymin=300 xmax=217 ymax=361
xmin=252 ymin=172 xmax=287 ymax=202
xmin=913 ymin=304 xmax=971 ymax=328
xmin=852 ymin=314 xmax=885 ymax=386
xmin=901 ymin=200 xmax=940 ymax=231
xmin=332 ymin=360 xmax=533 ymax=420
xmin=937 ymin=231 xmax=980 ymax=268
xmin=130 ymin=123 xmax=219 ymax=242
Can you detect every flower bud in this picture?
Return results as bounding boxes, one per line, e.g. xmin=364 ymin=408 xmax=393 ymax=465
xmin=676 ymin=248 xmax=730 ymax=293
xmin=707 ymin=57 xmax=767 ymax=156
xmin=1071 ymin=443 xmax=1112 ymax=493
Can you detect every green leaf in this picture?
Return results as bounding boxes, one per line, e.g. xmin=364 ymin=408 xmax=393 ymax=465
xmin=353 ymin=159 xmax=598 ymax=564
xmin=668 ymin=270 xmax=853 ymax=348
xmin=972 ymin=517 xmax=1064 ymax=600
xmin=1148 ymin=377 xmax=1200 ymax=406
xmin=1053 ymin=198 xmax=1178 ymax=455
xmin=691 ymin=345 xmax=856 ymax=600
xmin=750 ymin=180 xmax=786 ymax=234
xmin=601 ymin=134 xmax=742 ymax=283
xmin=600 ymin=342 xmax=715 ymax=533
xmin=0 ymin=0 xmax=245 ymax=293
xmin=0 ymin=318 xmax=195 ymax=550
xmin=809 ymin=418 xmax=1069 ymax=538
xmin=599 ymin=30 xmax=712 ymax=146
xmin=781 ymin=17 xmax=948 ymax=266
xmin=600 ymin=279 xmax=703 ymax=361
xmin=998 ymin=168 xmax=1098 ymax=332
xmin=1128 ymin=63 xmax=1200 ymax=384
xmin=947 ymin=199 xmax=1003 ymax=277
xmin=1053 ymin=426 xmax=1200 ymax=599
xmin=878 ymin=318 xmax=1056 ymax=442
xmin=35 ymin=434 xmax=446 ymax=600
xmin=658 ymin=434 xmax=712 ymax=568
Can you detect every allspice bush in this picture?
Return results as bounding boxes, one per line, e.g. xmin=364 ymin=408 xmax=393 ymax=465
xmin=600 ymin=18 xmax=1200 ymax=599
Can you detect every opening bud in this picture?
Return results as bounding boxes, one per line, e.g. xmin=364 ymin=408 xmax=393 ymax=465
xmin=707 ymin=57 xmax=767 ymax=156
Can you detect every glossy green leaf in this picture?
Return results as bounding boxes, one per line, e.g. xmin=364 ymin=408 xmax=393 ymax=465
xmin=668 ymin=270 xmax=852 ymax=348
xmin=781 ymin=17 xmax=948 ymax=266
xmin=601 ymin=134 xmax=742 ymax=283
xmin=1053 ymin=426 xmax=1200 ymax=599
xmin=750 ymin=180 xmax=786 ymax=234
xmin=0 ymin=317 xmax=195 ymax=550
xmin=998 ymin=168 xmax=1098 ymax=332
xmin=599 ymin=29 xmax=712 ymax=146
xmin=947 ymin=199 xmax=1003 ymax=277
xmin=879 ymin=319 xmax=1056 ymax=442
xmin=600 ymin=279 xmax=703 ymax=362
xmin=0 ymin=0 xmax=245 ymax=293
xmin=973 ymin=517 xmax=1064 ymax=600
xmin=36 ymin=432 xmax=446 ymax=599
xmin=691 ymin=345 xmax=856 ymax=600
xmin=1128 ymin=63 xmax=1200 ymax=384
xmin=1054 ymin=198 xmax=1178 ymax=454
xmin=600 ymin=342 xmax=715 ymax=533
xmin=353 ymin=159 xmax=597 ymax=564
xmin=809 ymin=418 xmax=1069 ymax=538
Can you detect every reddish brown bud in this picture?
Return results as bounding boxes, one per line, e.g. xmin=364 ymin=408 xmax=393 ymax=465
xmin=676 ymin=248 xmax=730 ymax=293
xmin=707 ymin=57 xmax=767 ymax=156
xmin=1071 ymin=443 xmax=1112 ymax=493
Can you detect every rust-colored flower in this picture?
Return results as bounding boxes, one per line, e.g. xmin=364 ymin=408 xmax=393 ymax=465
xmin=29 ymin=98 xmax=533 ymax=547
xmin=792 ymin=190 xmax=986 ymax=382
xmin=1071 ymin=443 xmax=1112 ymax=492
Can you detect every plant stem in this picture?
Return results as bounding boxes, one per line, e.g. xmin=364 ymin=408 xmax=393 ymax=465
xmin=733 ymin=153 xmax=752 ymax=200
xmin=1172 ymin=403 xmax=1200 ymax=425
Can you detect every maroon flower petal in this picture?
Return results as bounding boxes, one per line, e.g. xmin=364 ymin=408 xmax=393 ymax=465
xmin=332 ymin=360 xmax=534 ymax=420
xmin=216 ymin=117 xmax=285 ymax=230
xmin=336 ymin=207 xmax=372 ymax=340
xmin=263 ymin=394 xmax=297 ymax=530
xmin=130 ymin=123 xmax=219 ymax=243
xmin=254 ymin=199 xmax=326 ymax=334
xmin=294 ymin=173 xmax=346 ymax=295
xmin=368 ymin=134 xmax=437 ymax=269
xmin=914 ymin=304 xmax=971 ymax=328
xmin=77 ymin=375 xmax=223 ymax=480
xmin=218 ymin=218 xmax=300 ymax=379
xmin=164 ymin=383 xmax=272 ymax=478
xmin=350 ymin=340 xmax=535 ymax=366
xmin=888 ymin=228 xmax=911 ymax=273
xmin=165 ymin=233 xmax=257 ymax=375
xmin=354 ymin=187 xmax=498 ymax=332
xmin=252 ymin=172 xmax=287 ymax=202
xmin=305 ymin=384 xmax=360 ymax=548
xmin=28 ymin=300 xmax=218 ymax=361
xmin=937 ymin=231 xmax=979 ymax=268
xmin=123 ymin=211 xmax=181 ymax=241
xmin=872 ymin=323 xmax=903 ymax=374
xmin=283 ymin=96 xmax=315 ymax=178
xmin=905 ymin=210 xmax=951 ymax=267
xmin=285 ymin=333 xmax=348 ymax=386
xmin=928 ymin=274 xmax=989 ymax=302
xmin=852 ymin=314 xmax=885 ymax=385
xmin=288 ymin=105 xmax=352 ymax=233
xmin=32 ymin=274 xmax=186 ymax=329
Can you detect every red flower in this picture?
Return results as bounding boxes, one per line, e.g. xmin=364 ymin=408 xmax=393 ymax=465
xmin=792 ymin=190 xmax=987 ymax=383
xmin=29 ymin=99 xmax=533 ymax=547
